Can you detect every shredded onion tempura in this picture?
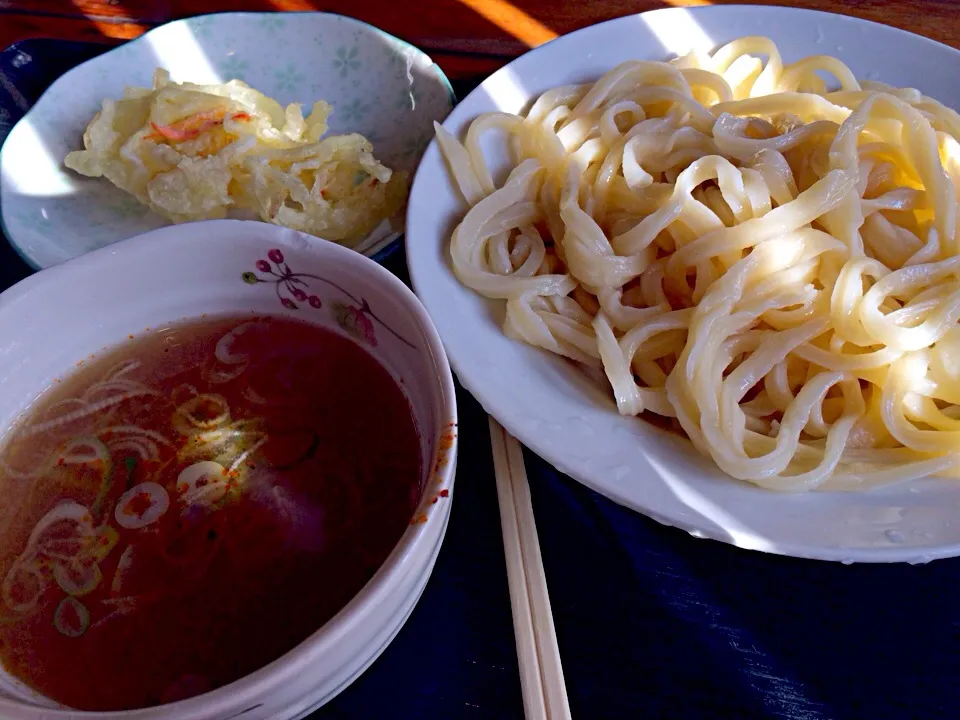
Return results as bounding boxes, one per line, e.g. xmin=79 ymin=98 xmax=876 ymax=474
xmin=65 ymin=70 xmax=408 ymax=247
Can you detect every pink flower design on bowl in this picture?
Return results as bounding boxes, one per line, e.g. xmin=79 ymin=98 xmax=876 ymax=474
xmin=241 ymin=249 xmax=413 ymax=349
xmin=331 ymin=302 xmax=377 ymax=347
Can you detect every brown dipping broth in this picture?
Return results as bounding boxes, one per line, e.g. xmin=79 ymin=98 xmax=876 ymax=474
xmin=0 ymin=315 xmax=421 ymax=711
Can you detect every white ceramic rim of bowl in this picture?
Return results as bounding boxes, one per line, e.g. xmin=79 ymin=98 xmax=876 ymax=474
xmin=0 ymin=218 xmax=459 ymax=717
xmin=0 ymin=10 xmax=457 ymax=270
xmin=406 ymin=4 xmax=960 ymax=563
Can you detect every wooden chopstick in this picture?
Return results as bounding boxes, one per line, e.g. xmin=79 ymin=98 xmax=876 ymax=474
xmin=489 ymin=417 xmax=572 ymax=720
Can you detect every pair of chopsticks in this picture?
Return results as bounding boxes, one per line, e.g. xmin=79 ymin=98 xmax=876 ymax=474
xmin=488 ymin=417 xmax=572 ymax=720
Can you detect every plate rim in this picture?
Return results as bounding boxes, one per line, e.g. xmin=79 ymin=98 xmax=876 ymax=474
xmin=406 ymin=4 xmax=960 ymax=564
xmin=0 ymin=10 xmax=457 ymax=269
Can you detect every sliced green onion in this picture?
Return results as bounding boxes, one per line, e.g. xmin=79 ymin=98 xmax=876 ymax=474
xmin=213 ymin=321 xmax=260 ymax=365
xmin=115 ymin=482 xmax=170 ymax=529
xmin=205 ymin=363 xmax=248 ymax=384
xmin=176 ymin=461 xmax=229 ymax=507
xmin=101 ymin=595 xmax=138 ymax=610
xmin=34 ymin=536 xmax=89 ymax=562
xmin=1 ymin=558 xmax=47 ymax=613
xmin=27 ymin=502 xmax=94 ymax=549
xmin=89 ymin=526 xmax=120 ymax=562
xmin=172 ymin=394 xmax=231 ymax=435
xmin=60 ymin=436 xmax=110 ymax=466
xmin=64 ymin=438 xmax=117 ymax=520
xmin=100 ymin=425 xmax=172 ymax=446
xmin=0 ymin=453 xmax=55 ymax=481
xmin=102 ymin=426 xmax=171 ymax=464
xmin=111 ymin=545 xmax=134 ymax=594
xmin=171 ymin=384 xmax=199 ymax=405
xmin=53 ymin=559 xmax=102 ymax=597
xmin=104 ymin=359 xmax=140 ymax=381
xmin=21 ymin=389 xmax=158 ymax=439
xmin=106 ymin=438 xmax=153 ymax=463
xmin=227 ymin=436 xmax=268 ymax=474
xmin=53 ymin=597 xmax=89 ymax=638
xmin=91 ymin=468 xmax=116 ymax=519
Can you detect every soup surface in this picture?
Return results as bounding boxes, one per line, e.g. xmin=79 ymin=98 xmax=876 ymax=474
xmin=0 ymin=315 xmax=421 ymax=711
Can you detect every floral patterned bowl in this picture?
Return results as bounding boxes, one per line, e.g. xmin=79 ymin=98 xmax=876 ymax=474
xmin=0 ymin=218 xmax=458 ymax=718
xmin=0 ymin=12 xmax=454 ymax=269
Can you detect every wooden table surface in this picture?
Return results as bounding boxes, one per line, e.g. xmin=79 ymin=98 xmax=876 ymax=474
xmin=1 ymin=0 xmax=958 ymax=79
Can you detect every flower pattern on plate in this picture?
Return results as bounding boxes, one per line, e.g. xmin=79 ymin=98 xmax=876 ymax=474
xmin=332 ymin=46 xmax=362 ymax=78
xmin=273 ymin=63 xmax=306 ymax=94
xmin=339 ymin=98 xmax=371 ymax=124
xmin=257 ymin=15 xmax=287 ymax=32
xmin=188 ymin=15 xmax=216 ymax=38
xmin=218 ymin=55 xmax=249 ymax=82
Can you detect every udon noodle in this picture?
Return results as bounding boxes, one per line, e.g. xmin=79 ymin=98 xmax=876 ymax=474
xmin=435 ymin=37 xmax=960 ymax=491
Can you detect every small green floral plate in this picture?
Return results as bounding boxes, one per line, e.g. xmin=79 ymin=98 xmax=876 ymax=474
xmin=0 ymin=12 xmax=455 ymax=269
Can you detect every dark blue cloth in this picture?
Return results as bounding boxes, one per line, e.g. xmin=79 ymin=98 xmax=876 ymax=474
xmin=4 ymin=37 xmax=960 ymax=720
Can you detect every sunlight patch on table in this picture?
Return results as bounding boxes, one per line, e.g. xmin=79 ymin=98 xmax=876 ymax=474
xmin=263 ymin=0 xmax=317 ymax=9
xmin=662 ymin=0 xmax=713 ymax=7
xmin=456 ymin=0 xmax=558 ymax=48
xmin=68 ymin=0 xmax=149 ymax=40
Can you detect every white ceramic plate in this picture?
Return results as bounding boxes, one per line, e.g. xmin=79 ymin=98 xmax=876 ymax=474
xmin=0 ymin=12 xmax=454 ymax=268
xmin=407 ymin=5 xmax=960 ymax=563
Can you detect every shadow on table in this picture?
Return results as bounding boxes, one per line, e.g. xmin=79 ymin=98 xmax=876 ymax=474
xmin=529 ymin=451 xmax=960 ymax=720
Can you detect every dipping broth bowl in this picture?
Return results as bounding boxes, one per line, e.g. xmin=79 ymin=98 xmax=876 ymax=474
xmin=0 ymin=218 xmax=458 ymax=719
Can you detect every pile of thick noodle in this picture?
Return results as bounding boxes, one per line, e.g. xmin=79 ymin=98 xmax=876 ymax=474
xmin=435 ymin=37 xmax=960 ymax=491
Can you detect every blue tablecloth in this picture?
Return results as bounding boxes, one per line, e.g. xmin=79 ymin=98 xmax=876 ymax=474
xmin=3 ymin=37 xmax=960 ymax=720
